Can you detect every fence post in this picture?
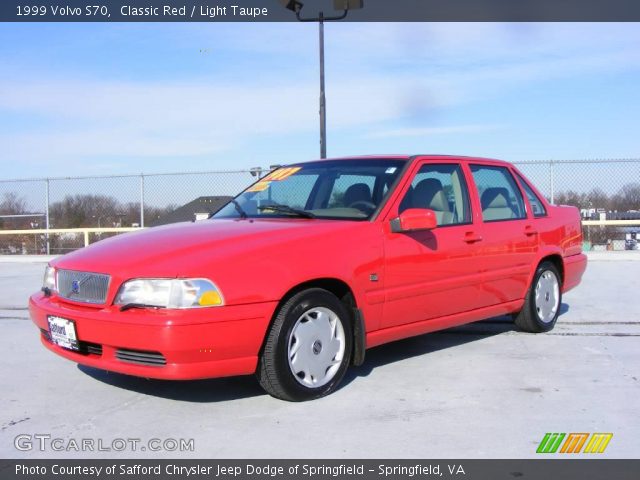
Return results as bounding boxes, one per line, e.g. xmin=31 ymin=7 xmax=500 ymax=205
xmin=45 ymin=178 xmax=50 ymax=255
xmin=140 ymin=174 xmax=145 ymax=228
xmin=549 ymin=160 xmax=555 ymax=204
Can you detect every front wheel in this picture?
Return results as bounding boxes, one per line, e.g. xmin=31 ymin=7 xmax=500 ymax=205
xmin=514 ymin=261 xmax=562 ymax=333
xmin=257 ymin=288 xmax=353 ymax=401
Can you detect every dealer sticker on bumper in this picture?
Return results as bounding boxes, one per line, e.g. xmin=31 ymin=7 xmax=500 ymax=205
xmin=47 ymin=316 xmax=79 ymax=351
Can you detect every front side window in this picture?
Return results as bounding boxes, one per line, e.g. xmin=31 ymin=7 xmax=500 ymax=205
xmin=398 ymin=163 xmax=471 ymax=226
xmin=213 ymin=159 xmax=406 ymax=220
xmin=470 ymin=165 xmax=526 ymax=222
xmin=515 ymin=173 xmax=547 ymax=217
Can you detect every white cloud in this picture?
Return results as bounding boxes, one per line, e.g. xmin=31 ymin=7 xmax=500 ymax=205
xmin=0 ymin=23 xmax=639 ymax=171
xmin=365 ymin=124 xmax=504 ymax=139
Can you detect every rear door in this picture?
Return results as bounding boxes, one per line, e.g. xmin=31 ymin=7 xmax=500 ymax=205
xmin=468 ymin=163 xmax=540 ymax=306
xmin=380 ymin=160 xmax=483 ymax=328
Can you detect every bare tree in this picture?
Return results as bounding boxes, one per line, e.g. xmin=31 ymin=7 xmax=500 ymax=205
xmin=48 ymin=194 xmax=178 ymax=229
xmin=0 ymin=192 xmax=27 ymax=215
xmin=0 ymin=192 xmax=29 ymax=230
xmin=120 ymin=202 xmax=177 ymax=226
xmin=611 ymin=183 xmax=640 ymax=211
xmin=0 ymin=192 xmax=31 ymax=252
xmin=554 ymin=190 xmax=588 ymax=209
xmin=584 ymin=188 xmax=610 ymax=210
xmin=49 ymin=194 xmax=120 ymax=228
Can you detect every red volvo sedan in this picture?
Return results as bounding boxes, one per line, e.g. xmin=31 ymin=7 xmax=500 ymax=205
xmin=30 ymin=155 xmax=587 ymax=401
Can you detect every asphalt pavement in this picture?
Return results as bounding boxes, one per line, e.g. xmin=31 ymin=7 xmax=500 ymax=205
xmin=0 ymin=253 xmax=638 ymax=459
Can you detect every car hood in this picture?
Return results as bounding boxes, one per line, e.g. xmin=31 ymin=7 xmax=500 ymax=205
xmin=51 ymin=218 xmax=361 ymax=277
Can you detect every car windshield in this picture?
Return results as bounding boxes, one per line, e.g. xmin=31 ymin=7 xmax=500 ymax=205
xmin=213 ymin=159 xmax=407 ymax=220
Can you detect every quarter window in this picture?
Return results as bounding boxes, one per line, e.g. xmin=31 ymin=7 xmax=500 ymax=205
xmin=398 ymin=164 xmax=471 ymax=226
xmin=515 ymin=173 xmax=547 ymax=217
xmin=470 ymin=165 xmax=527 ymax=222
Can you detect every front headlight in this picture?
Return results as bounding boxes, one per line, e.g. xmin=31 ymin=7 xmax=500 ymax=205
xmin=114 ymin=278 xmax=224 ymax=309
xmin=43 ymin=266 xmax=56 ymax=291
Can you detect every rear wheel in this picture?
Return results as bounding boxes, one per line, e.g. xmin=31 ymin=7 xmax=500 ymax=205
xmin=514 ymin=261 xmax=562 ymax=333
xmin=257 ymin=288 xmax=353 ymax=401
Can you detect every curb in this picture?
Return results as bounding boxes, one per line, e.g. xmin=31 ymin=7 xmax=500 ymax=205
xmin=0 ymin=255 xmax=58 ymax=263
xmin=585 ymin=251 xmax=640 ymax=262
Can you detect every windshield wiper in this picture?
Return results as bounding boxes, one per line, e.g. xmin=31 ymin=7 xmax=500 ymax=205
xmin=215 ymin=199 xmax=247 ymax=219
xmin=257 ymin=204 xmax=316 ymax=219
xmin=120 ymin=303 xmax=162 ymax=312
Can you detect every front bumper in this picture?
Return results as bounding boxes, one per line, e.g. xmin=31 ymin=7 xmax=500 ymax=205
xmin=29 ymin=292 xmax=277 ymax=380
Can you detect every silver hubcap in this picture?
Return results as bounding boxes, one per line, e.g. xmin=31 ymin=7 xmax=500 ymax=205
xmin=535 ymin=270 xmax=560 ymax=323
xmin=288 ymin=307 xmax=346 ymax=388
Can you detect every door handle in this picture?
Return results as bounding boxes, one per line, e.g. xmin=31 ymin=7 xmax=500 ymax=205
xmin=464 ymin=231 xmax=483 ymax=243
xmin=524 ymin=226 xmax=538 ymax=236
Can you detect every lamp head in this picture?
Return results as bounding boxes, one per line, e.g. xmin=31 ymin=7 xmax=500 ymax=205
xmin=279 ymin=0 xmax=303 ymax=12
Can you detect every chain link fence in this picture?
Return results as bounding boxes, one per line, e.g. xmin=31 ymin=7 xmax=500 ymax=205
xmin=0 ymin=169 xmax=263 ymax=254
xmin=513 ymin=159 xmax=640 ymax=251
xmin=1 ymin=160 xmax=639 ymax=254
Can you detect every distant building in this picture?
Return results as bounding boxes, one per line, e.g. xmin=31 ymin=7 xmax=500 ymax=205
xmin=607 ymin=211 xmax=640 ymax=220
xmin=150 ymin=196 xmax=232 ymax=227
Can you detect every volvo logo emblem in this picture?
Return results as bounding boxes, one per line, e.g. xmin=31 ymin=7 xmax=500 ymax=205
xmin=71 ymin=280 xmax=80 ymax=294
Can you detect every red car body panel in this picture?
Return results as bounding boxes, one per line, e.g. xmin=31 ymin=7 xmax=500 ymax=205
xmin=29 ymin=155 xmax=587 ymax=380
xmin=29 ymin=292 xmax=276 ymax=379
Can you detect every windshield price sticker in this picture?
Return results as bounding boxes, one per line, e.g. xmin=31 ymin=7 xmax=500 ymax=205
xmin=246 ymin=167 xmax=302 ymax=192
xmin=263 ymin=167 xmax=302 ymax=181
xmin=247 ymin=181 xmax=271 ymax=192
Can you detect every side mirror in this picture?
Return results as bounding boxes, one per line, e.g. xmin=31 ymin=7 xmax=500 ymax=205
xmin=390 ymin=208 xmax=438 ymax=233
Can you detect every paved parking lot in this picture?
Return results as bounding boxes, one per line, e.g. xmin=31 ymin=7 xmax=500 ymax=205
xmin=0 ymin=253 xmax=638 ymax=459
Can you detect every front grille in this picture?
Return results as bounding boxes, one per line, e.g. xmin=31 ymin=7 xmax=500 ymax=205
xmin=81 ymin=342 xmax=103 ymax=356
xmin=57 ymin=269 xmax=110 ymax=305
xmin=115 ymin=348 xmax=166 ymax=367
xmin=40 ymin=328 xmax=103 ymax=356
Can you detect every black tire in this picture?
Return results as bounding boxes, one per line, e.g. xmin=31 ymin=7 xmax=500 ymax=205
xmin=257 ymin=288 xmax=353 ymax=401
xmin=514 ymin=261 xmax=563 ymax=333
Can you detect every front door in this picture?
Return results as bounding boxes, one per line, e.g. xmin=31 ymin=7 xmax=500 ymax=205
xmin=381 ymin=161 xmax=483 ymax=328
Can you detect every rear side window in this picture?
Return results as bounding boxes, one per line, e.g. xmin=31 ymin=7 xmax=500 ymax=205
xmin=515 ymin=173 xmax=547 ymax=217
xmin=398 ymin=163 xmax=471 ymax=226
xmin=470 ymin=165 xmax=526 ymax=222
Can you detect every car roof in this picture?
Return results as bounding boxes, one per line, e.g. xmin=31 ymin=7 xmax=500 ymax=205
xmin=412 ymin=154 xmax=513 ymax=166
xmin=306 ymin=154 xmax=513 ymax=167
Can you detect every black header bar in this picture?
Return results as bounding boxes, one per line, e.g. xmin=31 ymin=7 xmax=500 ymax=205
xmin=1 ymin=0 xmax=640 ymax=22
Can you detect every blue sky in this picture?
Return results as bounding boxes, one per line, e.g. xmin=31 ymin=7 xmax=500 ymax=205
xmin=0 ymin=22 xmax=639 ymax=179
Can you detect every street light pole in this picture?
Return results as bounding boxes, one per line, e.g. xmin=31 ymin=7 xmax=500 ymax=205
xmin=280 ymin=1 xmax=363 ymax=160
xmin=318 ymin=11 xmax=327 ymax=158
